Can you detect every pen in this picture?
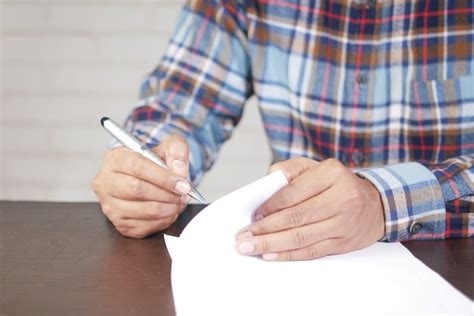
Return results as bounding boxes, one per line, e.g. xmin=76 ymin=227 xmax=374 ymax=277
xmin=100 ymin=117 xmax=208 ymax=204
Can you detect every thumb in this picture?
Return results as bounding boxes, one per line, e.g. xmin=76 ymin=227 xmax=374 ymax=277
xmin=153 ymin=135 xmax=190 ymax=177
xmin=268 ymin=157 xmax=319 ymax=182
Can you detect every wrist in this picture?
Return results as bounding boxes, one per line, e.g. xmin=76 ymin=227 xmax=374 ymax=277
xmin=361 ymin=178 xmax=386 ymax=241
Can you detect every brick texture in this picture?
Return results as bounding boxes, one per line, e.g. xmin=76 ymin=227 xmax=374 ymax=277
xmin=1 ymin=1 xmax=270 ymax=202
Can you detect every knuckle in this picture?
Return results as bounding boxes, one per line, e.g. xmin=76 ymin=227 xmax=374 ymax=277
xmin=116 ymin=226 xmax=130 ymax=236
xmin=292 ymin=230 xmax=308 ymax=248
xmin=250 ymin=222 xmax=265 ymax=235
xmin=167 ymin=135 xmax=188 ymax=154
xmin=287 ymin=208 xmax=304 ymax=228
xmin=130 ymin=158 xmax=145 ymax=177
xmin=109 ymin=214 xmax=122 ymax=226
xmin=259 ymin=238 xmax=270 ymax=253
xmin=144 ymin=202 xmax=161 ymax=219
xmin=325 ymin=158 xmax=341 ymax=169
xmin=326 ymin=162 xmax=347 ymax=179
xmin=169 ymin=134 xmax=185 ymax=144
xmin=91 ymin=174 xmax=102 ymax=193
xmin=306 ymin=246 xmax=320 ymax=259
xmin=101 ymin=203 xmax=113 ymax=217
xmin=102 ymin=205 xmax=121 ymax=223
xmin=129 ymin=178 xmax=147 ymax=198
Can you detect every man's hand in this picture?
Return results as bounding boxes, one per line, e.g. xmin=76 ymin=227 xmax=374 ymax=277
xmin=92 ymin=135 xmax=191 ymax=238
xmin=235 ymin=157 xmax=385 ymax=261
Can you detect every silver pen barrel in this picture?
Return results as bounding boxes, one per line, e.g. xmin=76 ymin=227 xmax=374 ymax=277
xmin=188 ymin=188 xmax=208 ymax=204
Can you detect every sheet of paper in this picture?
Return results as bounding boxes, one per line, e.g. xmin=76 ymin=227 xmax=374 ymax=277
xmin=165 ymin=171 xmax=473 ymax=315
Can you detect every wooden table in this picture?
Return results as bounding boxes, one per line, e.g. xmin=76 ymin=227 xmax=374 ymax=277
xmin=1 ymin=201 xmax=473 ymax=315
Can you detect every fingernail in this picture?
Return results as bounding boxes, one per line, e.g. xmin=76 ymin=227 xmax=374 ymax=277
xmin=172 ymin=160 xmax=187 ymax=175
xmin=262 ymin=253 xmax=277 ymax=261
xmin=254 ymin=212 xmax=264 ymax=221
xmin=180 ymin=194 xmax=191 ymax=203
xmin=175 ymin=181 xmax=190 ymax=194
xmin=237 ymin=240 xmax=255 ymax=254
xmin=236 ymin=230 xmax=253 ymax=240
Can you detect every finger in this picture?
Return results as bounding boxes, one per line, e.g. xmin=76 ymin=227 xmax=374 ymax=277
xmin=116 ymin=215 xmax=179 ymax=238
xmin=106 ymin=172 xmax=188 ymax=203
xmin=254 ymin=161 xmax=341 ymax=220
xmin=262 ymin=238 xmax=341 ymax=261
xmin=106 ymin=197 xmax=185 ymax=221
xmin=268 ymin=156 xmax=319 ymax=182
xmin=236 ymin=218 xmax=340 ymax=255
xmin=108 ymin=147 xmax=191 ymax=195
xmin=156 ymin=135 xmax=189 ymax=177
xmin=244 ymin=190 xmax=340 ymax=236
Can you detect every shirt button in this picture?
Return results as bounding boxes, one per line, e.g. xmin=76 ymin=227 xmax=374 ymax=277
xmin=356 ymin=73 xmax=368 ymax=85
xmin=351 ymin=150 xmax=365 ymax=166
xmin=409 ymin=222 xmax=422 ymax=235
xmin=365 ymin=0 xmax=376 ymax=9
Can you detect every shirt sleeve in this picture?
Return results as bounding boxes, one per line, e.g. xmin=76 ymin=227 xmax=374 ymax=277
xmin=356 ymin=154 xmax=474 ymax=242
xmin=122 ymin=1 xmax=252 ymax=184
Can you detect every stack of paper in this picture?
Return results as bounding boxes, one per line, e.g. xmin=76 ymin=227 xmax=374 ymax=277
xmin=165 ymin=171 xmax=472 ymax=315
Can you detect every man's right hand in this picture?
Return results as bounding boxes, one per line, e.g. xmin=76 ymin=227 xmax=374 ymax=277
xmin=92 ymin=135 xmax=191 ymax=238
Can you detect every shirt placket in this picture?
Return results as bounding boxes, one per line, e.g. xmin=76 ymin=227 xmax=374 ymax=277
xmin=342 ymin=1 xmax=375 ymax=167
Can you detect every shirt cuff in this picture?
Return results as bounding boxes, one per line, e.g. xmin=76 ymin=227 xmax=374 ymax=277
xmin=356 ymin=162 xmax=446 ymax=242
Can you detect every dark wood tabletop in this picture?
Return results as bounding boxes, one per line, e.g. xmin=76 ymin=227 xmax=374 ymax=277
xmin=1 ymin=201 xmax=473 ymax=315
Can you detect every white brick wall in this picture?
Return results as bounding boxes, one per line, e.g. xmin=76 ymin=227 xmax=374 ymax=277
xmin=1 ymin=0 xmax=271 ymax=202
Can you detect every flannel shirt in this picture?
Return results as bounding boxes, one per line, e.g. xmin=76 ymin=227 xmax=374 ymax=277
xmin=123 ymin=0 xmax=474 ymax=242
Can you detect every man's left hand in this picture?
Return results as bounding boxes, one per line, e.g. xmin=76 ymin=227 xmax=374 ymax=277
xmin=235 ymin=157 xmax=385 ymax=261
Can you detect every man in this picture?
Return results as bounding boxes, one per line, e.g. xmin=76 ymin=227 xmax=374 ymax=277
xmin=92 ymin=1 xmax=473 ymax=261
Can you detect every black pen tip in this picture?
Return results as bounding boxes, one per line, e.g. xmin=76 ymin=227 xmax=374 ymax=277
xmin=100 ymin=117 xmax=109 ymax=127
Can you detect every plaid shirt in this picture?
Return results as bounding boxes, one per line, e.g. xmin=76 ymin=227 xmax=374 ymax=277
xmin=123 ymin=0 xmax=474 ymax=242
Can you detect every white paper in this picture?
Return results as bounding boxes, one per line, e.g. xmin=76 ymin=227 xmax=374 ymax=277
xmin=165 ymin=171 xmax=473 ymax=316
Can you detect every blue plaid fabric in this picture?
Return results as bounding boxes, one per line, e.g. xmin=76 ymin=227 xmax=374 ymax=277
xmin=123 ymin=1 xmax=474 ymax=241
